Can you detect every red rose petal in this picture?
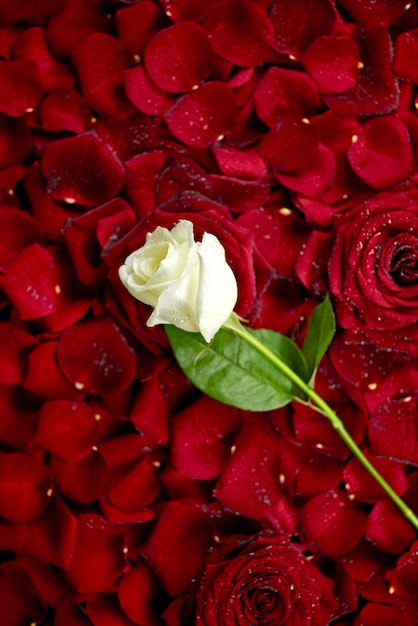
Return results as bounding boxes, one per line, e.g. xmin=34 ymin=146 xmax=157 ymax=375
xmin=0 ymin=244 xmax=57 ymax=319
xmin=259 ymin=115 xmax=319 ymax=173
xmin=0 ymin=562 xmax=45 ymax=626
xmin=46 ymin=0 xmax=111 ymax=61
xmin=354 ymin=603 xmax=415 ymax=626
xmin=156 ymin=158 xmax=214 ymax=205
xmin=85 ymin=594 xmax=137 ymax=626
xmin=270 ymin=0 xmax=337 ymax=59
xmin=0 ymin=60 xmax=42 ymax=117
xmin=254 ymin=67 xmax=320 ymax=128
xmin=0 ymin=322 xmax=38 ymax=385
xmin=164 ymin=81 xmax=237 ymax=147
xmin=34 ymin=400 xmax=99 ymax=463
xmin=145 ymin=22 xmax=213 ymax=92
xmin=394 ymin=28 xmax=418 ymax=84
xmin=66 ymin=513 xmax=128 ymax=593
xmin=73 ymin=32 xmax=135 ymax=119
xmin=63 ymin=198 xmax=136 ymax=287
xmin=214 ymin=416 xmax=283 ymax=520
xmin=50 ymin=449 xmax=107 ymax=505
xmin=0 ymin=114 xmax=31 ymax=168
xmin=0 ymin=519 xmax=26 ymax=552
xmin=343 ymin=453 xmax=407 ymax=504
xmin=209 ymin=175 xmax=269 ymax=213
xmin=158 ymin=0 xmax=220 ymax=22
xmin=205 ymin=0 xmax=274 ymax=66
xmin=0 ymin=385 xmax=39 ymax=451
xmin=301 ymin=489 xmax=367 ymax=556
xmin=366 ymin=501 xmax=417 ymax=554
xmin=16 ymin=555 xmax=72 ymax=608
xmin=107 ymin=455 xmax=162 ymax=512
xmin=348 ymin=117 xmax=414 ymax=189
xmin=22 ymin=495 xmax=77 ymax=569
xmin=386 ymin=539 xmax=418 ymax=597
xmin=23 ymin=341 xmax=84 ymax=401
xmin=171 ymin=395 xmax=241 ymax=480
xmin=118 ymin=559 xmax=162 ymax=626
xmin=369 ymin=396 xmax=418 ymax=465
xmin=130 ymin=372 xmax=169 ymax=446
xmin=124 ymin=151 xmax=168 ymax=216
xmin=338 ymin=0 xmax=408 ymax=26
xmin=56 ymin=317 xmax=137 ymax=395
xmin=341 ymin=540 xmax=386 ymax=582
xmin=123 ymin=65 xmax=175 ymax=116
xmin=0 ymin=453 xmax=51 ymax=523
xmin=275 ymin=143 xmax=336 ymax=197
xmin=24 ymin=163 xmax=79 ymax=242
xmin=92 ymin=111 xmax=157 ymax=162
xmin=213 ymin=145 xmax=267 ymax=180
xmin=54 ymin=599 xmax=93 ymax=626
xmin=302 ymin=35 xmax=362 ymax=94
xmin=323 ymin=27 xmax=399 ymax=117
xmin=39 ymin=89 xmax=93 ymax=134
xmin=12 ymin=26 xmax=75 ymax=91
xmin=41 ymin=134 xmax=125 ymax=206
xmin=115 ymin=0 xmax=166 ymax=54
xmin=145 ymin=500 xmax=214 ymax=596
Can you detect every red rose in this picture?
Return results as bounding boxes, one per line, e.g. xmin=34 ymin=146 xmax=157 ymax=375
xmin=184 ymin=531 xmax=337 ymax=625
xmin=328 ymin=186 xmax=418 ymax=355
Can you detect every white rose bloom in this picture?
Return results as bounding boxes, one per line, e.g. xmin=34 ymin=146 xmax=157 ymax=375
xmin=118 ymin=220 xmax=238 ymax=342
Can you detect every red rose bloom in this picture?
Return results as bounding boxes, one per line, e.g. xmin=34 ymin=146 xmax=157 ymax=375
xmin=184 ymin=531 xmax=337 ymax=625
xmin=328 ymin=186 xmax=418 ymax=355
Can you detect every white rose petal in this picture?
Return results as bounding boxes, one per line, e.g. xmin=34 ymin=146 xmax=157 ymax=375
xmin=118 ymin=220 xmax=238 ymax=341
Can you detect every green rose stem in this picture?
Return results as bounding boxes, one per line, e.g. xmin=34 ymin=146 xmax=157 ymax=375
xmin=223 ymin=315 xmax=418 ymax=532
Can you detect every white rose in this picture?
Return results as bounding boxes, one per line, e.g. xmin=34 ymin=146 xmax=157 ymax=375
xmin=118 ymin=220 xmax=238 ymax=342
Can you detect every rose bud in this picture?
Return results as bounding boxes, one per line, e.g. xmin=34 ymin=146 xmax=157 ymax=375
xmin=118 ymin=220 xmax=238 ymax=342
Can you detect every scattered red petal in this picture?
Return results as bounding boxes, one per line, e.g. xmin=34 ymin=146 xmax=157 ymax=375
xmin=50 ymin=449 xmax=107 ymax=505
xmin=124 ymin=151 xmax=168 ymax=216
xmin=118 ymin=559 xmax=162 ymax=626
xmin=145 ymin=22 xmax=213 ymax=92
xmin=115 ymin=1 xmax=166 ymax=55
xmin=164 ymin=82 xmax=237 ymax=148
xmin=34 ymin=400 xmax=99 ymax=463
xmin=394 ymin=28 xmax=418 ymax=84
xmin=0 ymin=385 xmax=39 ymax=451
xmin=0 ymin=322 xmax=38 ymax=386
xmin=72 ymin=32 xmax=135 ymax=119
xmin=123 ymin=65 xmax=175 ymax=116
xmin=0 ymin=562 xmax=45 ymax=626
xmin=323 ymin=27 xmax=399 ymax=117
xmin=0 ymin=114 xmax=31 ymax=168
xmin=156 ymin=157 xmax=214 ymax=205
xmin=213 ymin=145 xmax=267 ymax=180
xmin=302 ymin=35 xmax=362 ymax=94
xmin=23 ymin=495 xmax=77 ymax=569
xmin=56 ymin=317 xmax=137 ymax=395
xmin=338 ymin=0 xmax=409 ymax=27
xmin=214 ymin=416 xmax=283 ymax=520
xmin=39 ymin=89 xmax=93 ymax=134
xmin=301 ymin=489 xmax=367 ymax=556
xmin=145 ymin=500 xmax=214 ymax=596
xmin=46 ymin=0 xmax=111 ymax=61
xmin=344 ymin=453 xmax=407 ymax=504
xmin=348 ymin=117 xmax=414 ymax=189
xmin=130 ymin=372 xmax=170 ymax=445
xmin=0 ymin=60 xmax=43 ymax=117
xmin=41 ymin=134 xmax=125 ymax=206
xmin=269 ymin=0 xmax=338 ymax=59
xmin=12 ymin=26 xmax=75 ymax=91
xmin=275 ymin=143 xmax=335 ymax=197
xmin=366 ymin=500 xmax=417 ymax=554
xmin=107 ymin=455 xmax=162 ymax=512
xmin=171 ymin=395 xmax=241 ymax=480
xmin=158 ymin=0 xmax=221 ymax=22
xmin=254 ymin=67 xmax=320 ymax=128
xmin=205 ymin=0 xmax=274 ymax=66
xmin=66 ymin=513 xmax=128 ymax=594
xmin=0 ymin=452 xmax=51 ymax=523
xmin=259 ymin=115 xmax=319 ymax=173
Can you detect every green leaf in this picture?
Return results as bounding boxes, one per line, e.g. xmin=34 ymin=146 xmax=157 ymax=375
xmin=165 ymin=324 xmax=308 ymax=412
xmin=301 ymin=294 xmax=336 ymax=380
